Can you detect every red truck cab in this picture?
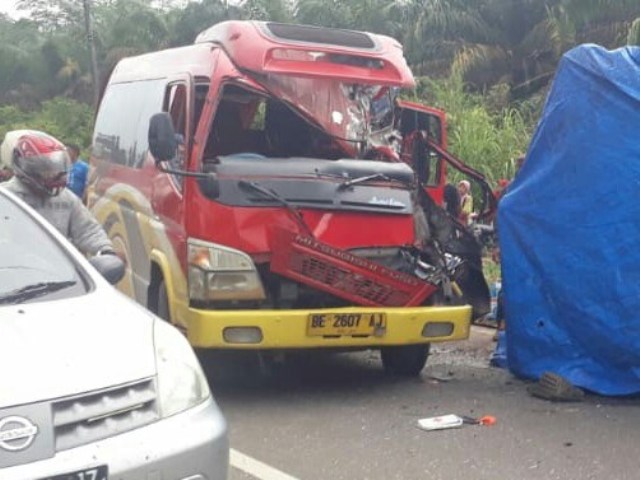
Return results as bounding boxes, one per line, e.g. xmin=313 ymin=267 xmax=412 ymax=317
xmin=89 ymin=21 xmax=474 ymax=375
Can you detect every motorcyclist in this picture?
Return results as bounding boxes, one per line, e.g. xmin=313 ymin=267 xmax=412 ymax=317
xmin=3 ymin=131 xmax=115 ymax=257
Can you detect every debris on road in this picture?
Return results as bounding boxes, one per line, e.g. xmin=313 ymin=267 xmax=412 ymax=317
xmin=461 ymin=415 xmax=497 ymax=426
xmin=426 ymin=371 xmax=455 ymax=382
xmin=417 ymin=413 xmax=497 ymax=431
xmin=417 ymin=414 xmax=464 ymax=431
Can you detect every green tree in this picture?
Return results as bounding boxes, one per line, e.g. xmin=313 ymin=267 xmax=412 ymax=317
xmin=403 ymin=0 xmax=494 ymax=76
xmin=406 ymin=0 xmax=640 ymax=98
xmin=0 ymin=97 xmax=94 ymax=149
xmin=240 ymin=0 xmax=292 ymax=22
xmin=0 ymin=44 xmax=32 ymax=105
xmin=295 ymin=0 xmax=402 ymax=37
xmin=95 ymin=0 xmax=168 ymax=53
xmin=343 ymin=0 xmax=404 ymax=38
xmin=294 ymin=0 xmax=354 ymax=29
xmin=628 ymin=18 xmax=640 ymax=45
xmin=16 ymin=0 xmax=84 ymax=31
xmin=165 ymin=0 xmax=234 ymax=47
xmin=562 ymin=0 xmax=640 ymax=46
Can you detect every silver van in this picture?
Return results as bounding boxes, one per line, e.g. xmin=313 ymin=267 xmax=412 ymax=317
xmin=0 ymin=186 xmax=228 ymax=480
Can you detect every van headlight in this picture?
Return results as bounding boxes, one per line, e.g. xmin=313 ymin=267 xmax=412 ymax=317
xmin=188 ymin=238 xmax=266 ymax=301
xmin=154 ymin=320 xmax=210 ymax=418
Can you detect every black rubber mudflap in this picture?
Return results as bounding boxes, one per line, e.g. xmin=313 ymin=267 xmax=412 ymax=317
xmin=455 ymin=263 xmax=491 ymax=319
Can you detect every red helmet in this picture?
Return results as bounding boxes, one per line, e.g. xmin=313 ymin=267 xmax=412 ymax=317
xmin=12 ymin=132 xmax=70 ymax=196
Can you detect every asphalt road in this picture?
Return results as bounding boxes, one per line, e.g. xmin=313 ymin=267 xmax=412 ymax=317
xmin=201 ymin=328 xmax=640 ymax=480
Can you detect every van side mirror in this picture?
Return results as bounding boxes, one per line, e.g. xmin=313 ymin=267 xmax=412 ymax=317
xmin=89 ymin=254 xmax=126 ymax=285
xmin=198 ymin=174 xmax=220 ymax=199
xmin=148 ymin=112 xmax=177 ymax=163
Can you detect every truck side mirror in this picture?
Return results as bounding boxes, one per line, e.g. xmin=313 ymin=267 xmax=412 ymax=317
xmin=148 ymin=112 xmax=177 ymax=163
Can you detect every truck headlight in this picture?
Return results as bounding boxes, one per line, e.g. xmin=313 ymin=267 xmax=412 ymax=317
xmin=154 ymin=320 xmax=210 ymax=418
xmin=188 ymin=238 xmax=266 ymax=301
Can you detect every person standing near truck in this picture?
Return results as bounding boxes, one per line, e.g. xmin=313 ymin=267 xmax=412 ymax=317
xmin=65 ymin=143 xmax=89 ymax=200
xmin=458 ymin=180 xmax=474 ymax=225
xmin=3 ymin=131 xmax=115 ymax=257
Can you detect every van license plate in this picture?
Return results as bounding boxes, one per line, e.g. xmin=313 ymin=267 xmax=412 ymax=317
xmin=307 ymin=313 xmax=386 ymax=336
xmin=41 ymin=465 xmax=108 ymax=480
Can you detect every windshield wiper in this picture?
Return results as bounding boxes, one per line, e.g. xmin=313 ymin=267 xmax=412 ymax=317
xmin=0 ymin=281 xmax=77 ymax=305
xmin=238 ymin=180 xmax=314 ymax=237
xmin=337 ymin=173 xmax=394 ymax=190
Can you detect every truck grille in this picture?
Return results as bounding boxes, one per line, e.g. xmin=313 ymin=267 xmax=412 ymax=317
xmin=270 ymin=227 xmax=436 ymax=307
xmin=52 ymin=378 xmax=158 ymax=451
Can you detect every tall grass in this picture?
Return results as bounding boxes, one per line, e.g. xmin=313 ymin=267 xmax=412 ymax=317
xmin=405 ymin=74 xmax=541 ymax=185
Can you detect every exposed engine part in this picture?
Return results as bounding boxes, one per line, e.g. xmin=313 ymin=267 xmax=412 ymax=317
xmin=257 ymin=244 xmax=454 ymax=311
xmin=414 ymin=187 xmax=491 ymax=319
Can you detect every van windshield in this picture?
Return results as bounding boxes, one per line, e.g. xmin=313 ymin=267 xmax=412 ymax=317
xmin=258 ymin=74 xmax=391 ymax=143
xmin=202 ymin=82 xmax=396 ymax=161
xmin=0 ymin=192 xmax=87 ymax=304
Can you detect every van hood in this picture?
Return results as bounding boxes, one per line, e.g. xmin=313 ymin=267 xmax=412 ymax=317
xmin=0 ymin=289 xmax=156 ymax=408
xmin=212 ymin=156 xmax=415 ymax=215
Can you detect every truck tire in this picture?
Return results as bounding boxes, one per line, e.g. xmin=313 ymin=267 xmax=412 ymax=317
xmin=381 ymin=344 xmax=430 ymax=376
xmin=155 ymin=279 xmax=170 ymax=322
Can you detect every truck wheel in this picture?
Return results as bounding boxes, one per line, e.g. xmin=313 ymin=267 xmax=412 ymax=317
xmin=381 ymin=344 xmax=430 ymax=376
xmin=155 ymin=279 xmax=170 ymax=322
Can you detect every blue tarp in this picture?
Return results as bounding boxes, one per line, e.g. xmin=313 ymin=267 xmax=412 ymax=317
xmin=498 ymin=44 xmax=640 ymax=396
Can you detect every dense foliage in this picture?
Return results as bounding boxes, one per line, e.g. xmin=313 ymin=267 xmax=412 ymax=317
xmin=1 ymin=0 xmax=639 ymax=180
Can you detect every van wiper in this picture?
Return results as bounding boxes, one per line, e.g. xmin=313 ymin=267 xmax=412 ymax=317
xmin=0 ymin=280 xmax=77 ymax=305
xmin=337 ymin=173 xmax=393 ymax=190
xmin=238 ymin=180 xmax=314 ymax=237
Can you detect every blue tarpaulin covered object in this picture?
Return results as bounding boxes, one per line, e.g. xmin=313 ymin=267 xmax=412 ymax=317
xmin=498 ymin=44 xmax=640 ymax=396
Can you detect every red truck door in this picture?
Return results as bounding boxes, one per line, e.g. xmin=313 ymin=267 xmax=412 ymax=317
xmin=395 ymin=101 xmax=448 ymax=205
xmin=150 ymin=74 xmax=194 ymax=266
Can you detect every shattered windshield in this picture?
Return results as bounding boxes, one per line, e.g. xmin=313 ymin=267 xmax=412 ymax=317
xmin=260 ymin=74 xmax=391 ymax=142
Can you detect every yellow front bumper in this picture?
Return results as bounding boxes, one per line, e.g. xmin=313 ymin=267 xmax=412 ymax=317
xmin=186 ymin=304 xmax=472 ymax=349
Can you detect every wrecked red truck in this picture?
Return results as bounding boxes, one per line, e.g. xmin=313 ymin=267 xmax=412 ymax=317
xmin=88 ymin=21 xmax=494 ymax=375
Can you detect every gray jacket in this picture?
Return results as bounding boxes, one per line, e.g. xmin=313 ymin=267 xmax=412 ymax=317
xmin=4 ymin=177 xmax=113 ymax=256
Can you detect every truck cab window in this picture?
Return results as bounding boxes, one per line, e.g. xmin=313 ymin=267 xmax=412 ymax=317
xmin=165 ymin=85 xmax=187 ymax=134
xmin=163 ymin=83 xmax=188 ymax=189
xmin=194 ymin=84 xmax=209 ymax=131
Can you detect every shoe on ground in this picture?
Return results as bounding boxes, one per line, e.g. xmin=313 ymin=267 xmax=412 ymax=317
xmin=527 ymin=372 xmax=585 ymax=402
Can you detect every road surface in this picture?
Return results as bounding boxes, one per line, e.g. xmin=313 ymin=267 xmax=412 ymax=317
xmin=201 ymin=328 xmax=639 ymax=480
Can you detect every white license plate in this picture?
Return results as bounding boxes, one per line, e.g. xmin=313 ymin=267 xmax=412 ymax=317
xmin=41 ymin=465 xmax=108 ymax=480
xmin=307 ymin=312 xmax=386 ymax=336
